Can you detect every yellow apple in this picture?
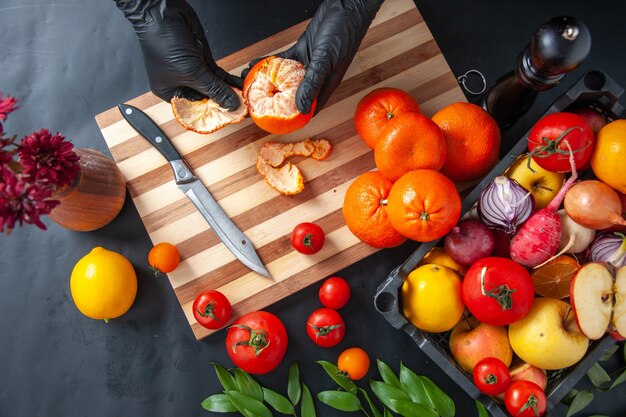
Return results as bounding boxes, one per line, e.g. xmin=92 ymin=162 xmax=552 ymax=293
xmin=449 ymin=317 xmax=513 ymax=372
xmin=508 ymin=298 xmax=589 ymax=370
xmin=505 ymin=154 xmax=565 ymax=209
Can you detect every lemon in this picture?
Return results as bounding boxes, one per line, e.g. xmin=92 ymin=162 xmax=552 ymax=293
xmin=401 ymin=263 xmax=464 ymax=333
xmin=418 ymin=246 xmax=468 ymax=276
xmin=70 ymin=247 xmax=137 ymax=321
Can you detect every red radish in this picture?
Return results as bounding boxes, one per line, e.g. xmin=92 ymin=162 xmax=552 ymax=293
xmin=564 ymin=180 xmax=626 ymax=230
xmin=510 ymin=146 xmax=578 ymax=267
xmin=444 ymin=220 xmax=495 ymax=266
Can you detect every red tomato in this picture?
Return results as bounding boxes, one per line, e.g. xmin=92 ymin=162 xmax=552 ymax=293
xmin=306 ymin=308 xmax=346 ymax=348
xmin=319 ymin=277 xmax=351 ymax=309
xmin=291 ymin=222 xmax=325 ymax=255
xmin=527 ymin=112 xmax=594 ymax=173
xmin=338 ymin=347 xmax=370 ymax=380
xmin=462 ymin=257 xmax=534 ymax=326
xmin=226 ymin=311 xmax=288 ymax=374
xmin=148 ymin=242 xmax=180 ymax=275
xmin=192 ymin=290 xmax=232 ymax=330
xmin=505 ymin=381 xmax=547 ymax=417
xmin=472 ymin=357 xmax=511 ymax=396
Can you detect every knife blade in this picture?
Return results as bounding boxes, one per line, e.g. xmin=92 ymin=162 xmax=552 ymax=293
xmin=117 ymin=103 xmax=271 ymax=277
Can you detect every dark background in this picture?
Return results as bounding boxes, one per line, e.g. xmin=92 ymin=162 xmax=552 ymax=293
xmin=1 ymin=1 xmax=625 ymax=416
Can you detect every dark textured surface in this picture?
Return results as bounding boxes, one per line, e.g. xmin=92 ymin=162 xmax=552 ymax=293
xmin=1 ymin=1 xmax=625 ymax=416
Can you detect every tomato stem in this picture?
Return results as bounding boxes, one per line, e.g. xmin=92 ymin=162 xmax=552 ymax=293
xmin=308 ymin=322 xmax=344 ymax=340
xmin=526 ymin=127 xmax=585 ymax=173
xmin=229 ymin=324 xmax=271 ymax=356
xmin=150 ymin=265 xmax=163 ymax=277
xmin=518 ymin=393 xmax=540 ymax=416
xmin=483 ymin=374 xmax=498 ymax=385
xmin=303 ymin=233 xmax=315 ymax=249
xmin=197 ymin=302 xmax=219 ymax=321
xmin=480 ymin=266 xmax=516 ymax=310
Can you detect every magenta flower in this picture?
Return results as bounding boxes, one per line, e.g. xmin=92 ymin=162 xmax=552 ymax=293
xmin=0 ymin=169 xmax=59 ymax=233
xmin=0 ymin=93 xmax=18 ymax=122
xmin=18 ymin=129 xmax=80 ymax=188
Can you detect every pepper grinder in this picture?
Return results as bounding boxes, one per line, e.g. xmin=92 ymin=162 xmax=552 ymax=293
xmin=482 ymin=16 xmax=591 ymax=128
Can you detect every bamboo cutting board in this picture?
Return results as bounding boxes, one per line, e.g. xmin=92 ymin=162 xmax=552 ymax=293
xmin=95 ymin=0 xmax=466 ymax=340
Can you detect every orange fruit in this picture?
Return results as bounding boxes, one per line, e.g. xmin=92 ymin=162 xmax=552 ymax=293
xmin=171 ymin=88 xmax=248 ymax=134
xmin=342 ymin=171 xmax=406 ymax=248
xmin=354 ymin=87 xmax=421 ymax=149
xmin=374 ymin=112 xmax=446 ymax=181
xmin=243 ymin=56 xmax=316 ymax=134
xmin=531 ymin=255 xmax=580 ymax=299
xmin=387 ymin=169 xmax=461 ymax=242
xmin=591 ymin=119 xmax=626 ymax=193
xmin=431 ymin=102 xmax=500 ymax=182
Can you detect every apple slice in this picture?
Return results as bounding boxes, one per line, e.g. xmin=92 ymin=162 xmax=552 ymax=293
xmin=570 ymin=262 xmax=614 ymax=340
xmin=612 ymin=266 xmax=626 ymax=336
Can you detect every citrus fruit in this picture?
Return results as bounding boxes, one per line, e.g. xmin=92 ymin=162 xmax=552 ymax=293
xmin=387 ymin=169 xmax=462 ymax=242
xmin=432 ymin=102 xmax=500 ymax=182
xmin=591 ymin=119 xmax=626 ymax=193
xmin=374 ymin=112 xmax=446 ymax=181
xmin=170 ymin=88 xmax=248 ymax=134
xmin=401 ymin=263 xmax=464 ymax=332
xmin=354 ymin=87 xmax=421 ymax=149
xmin=531 ymin=255 xmax=580 ymax=299
xmin=342 ymin=171 xmax=406 ymax=248
xmin=70 ymin=247 xmax=137 ymax=321
xmin=243 ymin=56 xmax=315 ymax=134
xmin=418 ymin=246 xmax=468 ymax=276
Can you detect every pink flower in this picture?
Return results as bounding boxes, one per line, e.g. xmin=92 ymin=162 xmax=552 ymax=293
xmin=0 ymin=93 xmax=18 ymax=122
xmin=18 ymin=129 xmax=80 ymax=188
xmin=0 ymin=169 xmax=59 ymax=233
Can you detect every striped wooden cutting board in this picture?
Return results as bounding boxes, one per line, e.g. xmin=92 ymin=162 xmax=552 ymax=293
xmin=95 ymin=0 xmax=466 ymax=340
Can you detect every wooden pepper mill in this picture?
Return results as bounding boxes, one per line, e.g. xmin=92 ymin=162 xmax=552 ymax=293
xmin=482 ymin=16 xmax=591 ymax=127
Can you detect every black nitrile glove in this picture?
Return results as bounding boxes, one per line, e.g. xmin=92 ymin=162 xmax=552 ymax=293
xmin=245 ymin=0 xmax=384 ymax=114
xmin=114 ymin=0 xmax=242 ymax=109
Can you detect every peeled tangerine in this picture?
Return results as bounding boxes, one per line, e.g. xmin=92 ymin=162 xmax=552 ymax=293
xmin=256 ymin=138 xmax=332 ymax=195
xmin=171 ymin=88 xmax=248 ymax=134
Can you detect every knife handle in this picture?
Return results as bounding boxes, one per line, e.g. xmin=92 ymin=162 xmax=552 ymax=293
xmin=118 ymin=104 xmax=182 ymax=162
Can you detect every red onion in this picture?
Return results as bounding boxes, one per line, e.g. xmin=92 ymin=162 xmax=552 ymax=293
xmin=478 ymin=176 xmax=535 ymax=235
xmin=589 ymin=232 xmax=626 ymax=267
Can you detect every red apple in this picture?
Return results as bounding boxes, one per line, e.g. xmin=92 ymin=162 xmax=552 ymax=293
xmin=609 ymin=325 xmax=626 ymax=342
xmin=496 ymin=362 xmax=547 ymax=401
xmin=570 ymin=262 xmax=614 ymax=340
xmin=449 ymin=316 xmax=513 ymax=372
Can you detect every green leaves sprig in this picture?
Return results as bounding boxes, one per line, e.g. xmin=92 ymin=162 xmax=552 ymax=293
xmin=316 ymin=359 xmax=455 ymax=417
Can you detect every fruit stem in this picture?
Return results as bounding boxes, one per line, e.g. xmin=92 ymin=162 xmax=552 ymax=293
xmin=480 ymin=266 xmax=517 ymax=310
xmin=518 ymin=393 xmax=540 ymax=416
xmin=229 ymin=324 xmax=270 ymax=356
xmin=526 ymin=127 xmax=584 ymax=173
xmin=303 ymin=233 xmax=316 ymax=249
xmin=197 ymin=302 xmax=219 ymax=321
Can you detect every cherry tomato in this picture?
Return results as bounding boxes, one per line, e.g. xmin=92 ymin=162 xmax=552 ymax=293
xmin=527 ymin=112 xmax=594 ymax=173
xmin=291 ymin=222 xmax=325 ymax=255
xmin=337 ymin=347 xmax=370 ymax=380
xmin=192 ymin=290 xmax=232 ymax=330
xmin=226 ymin=311 xmax=288 ymax=375
xmin=462 ymin=257 xmax=534 ymax=326
xmin=148 ymin=242 xmax=180 ymax=275
xmin=319 ymin=276 xmax=351 ymax=309
xmin=306 ymin=308 xmax=345 ymax=348
xmin=505 ymin=381 xmax=547 ymax=417
xmin=472 ymin=357 xmax=511 ymax=396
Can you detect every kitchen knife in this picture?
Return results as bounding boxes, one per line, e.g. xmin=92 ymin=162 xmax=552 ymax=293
xmin=118 ymin=103 xmax=271 ymax=278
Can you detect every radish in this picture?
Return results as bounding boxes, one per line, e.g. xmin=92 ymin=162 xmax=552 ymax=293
xmin=510 ymin=145 xmax=578 ymax=268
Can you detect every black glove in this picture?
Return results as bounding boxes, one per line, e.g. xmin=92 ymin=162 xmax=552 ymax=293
xmin=246 ymin=0 xmax=384 ymax=114
xmin=114 ymin=0 xmax=242 ymax=110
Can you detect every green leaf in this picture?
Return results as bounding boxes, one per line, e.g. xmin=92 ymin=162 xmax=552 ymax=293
xmin=210 ymin=362 xmax=237 ymax=392
xmin=599 ymin=344 xmax=619 ymax=361
xmin=475 ymin=400 xmax=488 ymax=417
xmin=262 ymin=387 xmax=295 ymax=415
xmin=383 ymin=408 xmax=393 ymax=417
xmin=201 ymin=394 xmax=237 ymax=413
xmin=388 ymin=399 xmax=439 ymax=417
xmin=288 ymin=362 xmax=302 ymax=406
xmin=417 ymin=376 xmax=455 ymax=417
xmin=566 ymin=390 xmax=594 ymax=417
xmin=358 ymin=388 xmax=382 ymax=417
xmin=234 ymin=368 xmax=264 ymax=402
xmin=377 ymin=359 xmax=401 ymax=388
xmin=317 ymin=360 xmax=357 ymax=394
xmin=370 ymin=380 xmax=411 ymax=413
xmin=317 ymin=390 xmax=361 ymax=412
xmin=226 ymin=390 xmax=273 ymax=417
xmin=398 ymin=363 xmax=430 ymax=405
xmin=586 ymin=363 xmax=611 ymax=388
xmin=301 ymin=383 xmax=316 ymax=417
xmin=562 ymin=389 xmax=578 ymax=406
xmin=610 ymin=368 xmax=626 ymax=389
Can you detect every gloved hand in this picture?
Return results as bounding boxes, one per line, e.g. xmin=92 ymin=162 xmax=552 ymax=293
xmin=114 ymin=0 xmax=242 ymax=110
xmin=245 ymin=0 xmax=384 ymax=114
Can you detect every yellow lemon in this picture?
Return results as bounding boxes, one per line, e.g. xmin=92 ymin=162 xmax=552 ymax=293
xmin=418 ymin=246 xmax=468 ymax=276
xmin=70 ymin=247 xmax=137 ymax=321
xmin=591 ymin=119 xmax=626 ymax=193
xmin=401 ymin=263 xmax=464 ymax=333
